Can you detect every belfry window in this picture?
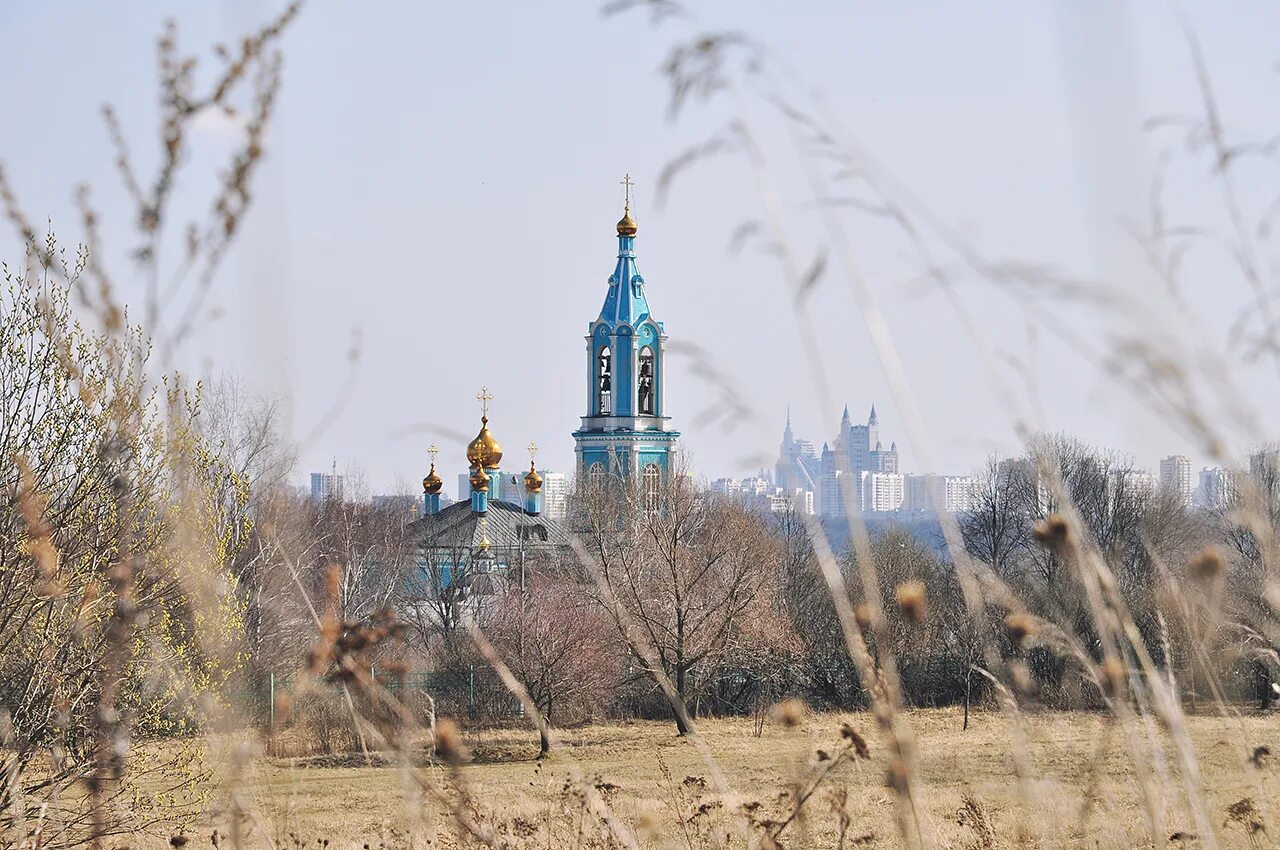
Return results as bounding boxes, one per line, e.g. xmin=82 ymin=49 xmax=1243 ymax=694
xmin=598 ymin=346 xmax=612 ymax=415
xmin=589 ymin=461 xmax=606 ymax=488
xmin=638 ymin=347 xmax=655 ymax=415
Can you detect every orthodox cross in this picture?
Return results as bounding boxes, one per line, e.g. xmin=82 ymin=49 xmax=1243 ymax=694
xmin=620 ymin=173 xmax=634 ymax=208
xmin=427 ymin=443 xmax=439 ymax=466
xmin=476 ymin=386 xmax=493 ymax=419
xmin=527 ymin=442 xmax=538 ymax=465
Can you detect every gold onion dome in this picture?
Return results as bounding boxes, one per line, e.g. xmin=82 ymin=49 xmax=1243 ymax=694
xmin=616 ymin=204 xmax=637 ymax=237
xmin=524 ymin=461 xmax=543 ymax=493
xmin=469 ymin=465 xmax=489 ymax=492
xmin=422 ymin=464 xmax=443 ymax=495
xmin=466 ymin=416 xmax=503 ymax=470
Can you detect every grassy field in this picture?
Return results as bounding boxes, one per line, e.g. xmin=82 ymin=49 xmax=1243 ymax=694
xmin=170 ymin=707 xmax=1279 ymax=849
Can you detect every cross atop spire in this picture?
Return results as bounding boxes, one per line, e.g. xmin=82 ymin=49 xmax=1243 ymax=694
xmin=427 ymin=443 xmax=439 ymax=465
xmin=620 ymin=172 xmax=635 ymax=210
xmin=476 ymin=386 xmax=494 ymax=420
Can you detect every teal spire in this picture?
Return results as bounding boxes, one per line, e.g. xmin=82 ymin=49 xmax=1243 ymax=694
xmin=597 ymin=198 xmax=651 ymax=328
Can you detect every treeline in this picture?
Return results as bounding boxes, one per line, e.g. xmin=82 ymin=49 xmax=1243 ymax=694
xmin=228 ymin=436 xmax=1280 ymax=746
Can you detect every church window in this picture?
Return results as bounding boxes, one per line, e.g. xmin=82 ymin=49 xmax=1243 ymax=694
xmin=598 ymin=346 xmax=612 ymax=414
xmin=643 ymin=462 xmax=661 ymax=510
xmin=638 ymin=347 xmax=655 ymax=415
xmin=589 ymin=461 xmax=606 ymax=488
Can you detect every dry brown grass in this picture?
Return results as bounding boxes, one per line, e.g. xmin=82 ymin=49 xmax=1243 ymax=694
xmin=123 ymin=708 xmax=1278 ymax=849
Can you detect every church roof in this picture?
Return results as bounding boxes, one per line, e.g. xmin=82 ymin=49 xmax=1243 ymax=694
xmin=410 ymin=498 xmax=572 ymax=552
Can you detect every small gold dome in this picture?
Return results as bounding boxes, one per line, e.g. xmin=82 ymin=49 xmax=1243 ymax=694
xmin=465 ymin=416 xmax=504 ymax=470
xmin=616 ymin=205 xmax=637 ymax=237
xmin=469 ymin=465 xmax=489 ymax=492
xmin=524 ymin=461 xmax=543 ymax=493
xmin=422 ymin=463 xmax=443 ymax=495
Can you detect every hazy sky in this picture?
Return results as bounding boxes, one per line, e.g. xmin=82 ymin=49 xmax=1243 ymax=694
xmin=3 ymin=2 xmax=1279 ymax=496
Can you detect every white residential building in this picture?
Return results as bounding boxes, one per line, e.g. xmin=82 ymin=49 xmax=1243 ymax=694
xmin=859 ymin=471 xmax=905 ymax=513
xmin=904 ymin=474 xmax=976 ymax=513
xmin=541 ymin=472 xmax=569 ymax=520
xmin=1159 ymin=455 xmax=1193 ymax=507
xmin=310 ymin=471 xmax=344 ymax=502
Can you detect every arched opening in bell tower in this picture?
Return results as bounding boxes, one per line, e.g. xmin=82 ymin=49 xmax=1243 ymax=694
xmin=638 ymin=347 xmax=655 ymax=415
xmin=598 ymin=346 xmax=612 ymax=414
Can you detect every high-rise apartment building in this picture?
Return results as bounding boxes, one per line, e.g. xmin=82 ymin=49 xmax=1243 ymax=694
xmin=1159 ymin=455 xmax=1193 ymax=507
xmin=859 ymin=471 xmax=905 ymax=513
xmin=1198 ymin=466 xmax=1237 ymax=509
xmin=904 ymin=474 xmax=976 ymax=513
xmin=310 ymin=471 xmax=344 ymax=502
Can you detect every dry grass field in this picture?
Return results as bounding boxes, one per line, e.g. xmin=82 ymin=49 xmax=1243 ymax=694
xmin=145 ymin=707 xmax=1279 ymax=849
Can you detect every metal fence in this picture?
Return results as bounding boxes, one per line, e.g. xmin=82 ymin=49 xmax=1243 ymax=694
xmin=228 ymin=666 xmax=519 ymax=730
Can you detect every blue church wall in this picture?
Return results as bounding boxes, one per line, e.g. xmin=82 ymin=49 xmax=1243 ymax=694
xmin=638 ymin=451 xmax=668 ymax=472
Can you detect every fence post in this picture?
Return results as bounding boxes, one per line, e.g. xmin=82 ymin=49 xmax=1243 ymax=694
xmin=268 ymin=671 xmax=275 ymax=733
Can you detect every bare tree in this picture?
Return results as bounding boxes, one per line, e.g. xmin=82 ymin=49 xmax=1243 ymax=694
xmin=487 ymin=569 xmax=616 ymax=755
xmin=576 ymin=465 xmax=777 ymax=735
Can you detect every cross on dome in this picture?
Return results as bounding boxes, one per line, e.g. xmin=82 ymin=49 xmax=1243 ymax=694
xmin=620 ymin=173 xmax=634 ymax=209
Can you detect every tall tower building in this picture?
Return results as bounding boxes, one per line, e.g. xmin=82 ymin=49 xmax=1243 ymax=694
xmin=573 ymin=176 xmax=679 ymax=480
xmin=1159 ymin=455 xmax=1193 ymax=507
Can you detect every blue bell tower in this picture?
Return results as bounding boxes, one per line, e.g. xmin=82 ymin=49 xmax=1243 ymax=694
xmin=573 ymin=176 xmax=680 ymax=482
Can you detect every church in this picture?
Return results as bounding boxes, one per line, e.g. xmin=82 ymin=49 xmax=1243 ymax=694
xmin=407 ymin=179 xmax=678 ymax=609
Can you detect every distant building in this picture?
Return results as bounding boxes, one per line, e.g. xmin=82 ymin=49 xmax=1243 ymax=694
xmin=859 ymin=471 xmax=905 ymax=513
xmin=496 ymin=470 xmax=567 ymax=521
xmin=710 ymin=476 xmax=815 ymax=515
xmin=777 ymin=404 xmax=900 ymax=518
xmin=310 ymin=471 xmax=344 ymax=502
xmin=541 ymin=472 xmax=569 ymax=521
xmin=1159 ymin=455 xmax=1193 ymax=507
xmin=904 ymin=474 xmax=975 ymax=513
xmin=711 ymin=478 xmax=742 ymax=497
xmin=1198 ymin=467 xmax=1237 ymax=509
xmin=371 ymin=494 xmax=421 ymax=519
xmin=1249 ymin=447 xmax=1280 ymax=479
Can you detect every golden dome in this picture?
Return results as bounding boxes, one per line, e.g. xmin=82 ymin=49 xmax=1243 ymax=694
xmin=524 ymin=461 xmax=543 ymax=493
xmin=469 ymin=465 xmax=489 ymax=492
xmin=616 ymin=204 xmax=637 ymax=237
xmin=422 ymin=463 xmax=443 ymax=495
xmin=465 ymin=416 xmax=503 ymax=470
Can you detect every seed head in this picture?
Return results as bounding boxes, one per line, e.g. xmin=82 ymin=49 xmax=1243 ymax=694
xmin=1189 ymin=546 xmax=1226 ymax=582
xmin=854 ymin=603 xmax=873 ymax=632
xmin=895 ymin=581 xmax=927 ymax=624
xmin=840 ymin=723 xmax=871 ymax=759
xmin=769 ymin=698 xmax=807 ymax=729
xmin=1032 ymin=514 xmax=1071 ymax=553
xmin=434 ymin=718 xmax=468 ymax=766
xmin=885 ymin=757 xmax=909 ymax=794
xmin=1099 ymin=657 xmax=1126 ymax=697
xmin=1004 ymin=613 xmax=1037 ymax=646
